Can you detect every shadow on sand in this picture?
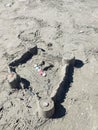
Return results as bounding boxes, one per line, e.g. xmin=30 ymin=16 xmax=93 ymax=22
xmin=52 ymin=59 xmax=84 ymax=119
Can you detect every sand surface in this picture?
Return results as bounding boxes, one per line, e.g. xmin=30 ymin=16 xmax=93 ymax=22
xmin=0 ymin=0 xmax=98 ymax=130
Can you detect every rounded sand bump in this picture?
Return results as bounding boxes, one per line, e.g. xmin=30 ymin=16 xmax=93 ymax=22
xmin=38 ymin=97 xmax=55 ymax=118
xmin=7 ymin=72 xmax=21 ymax=89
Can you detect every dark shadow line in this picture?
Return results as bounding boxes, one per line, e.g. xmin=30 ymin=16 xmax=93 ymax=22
xmin=53 ymin=64 xmax=74 ymax=104
xmin=52 ymin=64 xmax=74 ymax=119
xmin=52 ymin=59 xmax=84 ymax=119
xmin=9 ymin=46 xmax=38 ymax=71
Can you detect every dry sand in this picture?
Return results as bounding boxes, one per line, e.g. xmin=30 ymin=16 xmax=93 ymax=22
xmin=0 ymin=0 xmax=98 ymax=130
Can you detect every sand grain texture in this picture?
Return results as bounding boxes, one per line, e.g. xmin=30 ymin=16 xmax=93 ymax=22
xmin=0 ymin=0 xmax=98 ymax=130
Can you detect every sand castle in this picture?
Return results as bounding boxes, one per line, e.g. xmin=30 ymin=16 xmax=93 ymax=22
xmin=7 ymin=45 xmax=75 ymax=118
